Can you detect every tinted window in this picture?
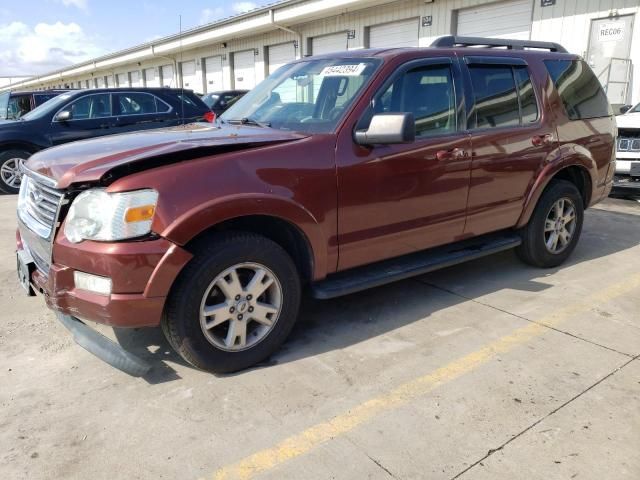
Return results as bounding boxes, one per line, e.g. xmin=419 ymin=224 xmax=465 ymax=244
xmin=469 ymin=66 xmax=520 ymax=128
xmin=0 ymin=92 xmax=9 ymax=119
xmin=513 ymin=67 xmax=539 ymax=124
xmin=544 ymin=60 xmax=611 ymax=120
xmin=65 ymin=94 xmax=111 ymax=120
xmin=374 ymin=65 xmax=456 ymax=138
xmin=34 ymin=93 xmax=60 ymax=106
xmin=114 ymin=92 xmax=159 ymax=115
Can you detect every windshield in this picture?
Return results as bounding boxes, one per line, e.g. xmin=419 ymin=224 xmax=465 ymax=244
xmin=202 ymin=94 xmax=218 ymax=108
xmin=220 ymin=58 xmax=381 ymax=133
xmin=21 ymin=92 xmax=76 ymax=121
xmin=629 ymin=103 xmax=640 ymax=114
xmin=0 ymin=92 xmax=9 ymax=120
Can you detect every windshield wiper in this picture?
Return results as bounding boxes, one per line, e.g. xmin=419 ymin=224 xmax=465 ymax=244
xmin=226 ymin=117 xmax=271 ymax=128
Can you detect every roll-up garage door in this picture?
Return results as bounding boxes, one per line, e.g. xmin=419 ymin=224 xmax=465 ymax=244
xmin=268 ymin=42 xmax=296 ymax=75
xmin=116 ymin=73 xmax=129 ymax=87
xmin=456 ymin=0 xmax=533 ymax=40
xmin=129 ymin=71 xmax=141 ymax=87
xmin=233 ymin=50 xmax=256 ymax=89
xmin=180 ymin=60 xmax=197 ymax=90
xmin=369 ymin=18 xmax=419 ymax=48
xmin=204 ymin=56 xmax=223 ymax=93
xmin=161 ymin=64 xmax=175 ymax=87
xmin=144 ymin=68 xmax=159 ymax=87
xmin=311 ymin=32 xmax=348 ymax=55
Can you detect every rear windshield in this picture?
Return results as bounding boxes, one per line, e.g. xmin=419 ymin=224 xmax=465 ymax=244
xmin=544 ymin=59 xmax=611 ymax=120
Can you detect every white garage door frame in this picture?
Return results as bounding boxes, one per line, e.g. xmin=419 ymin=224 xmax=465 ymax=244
xmin=368 ymin=17 xmax=420 ymax=48
xmin=180 ymin=60 xmax=197 ymax=90
xmin=116 ymin=73 xmax=129 ymax=87
xmin=310 ymin=32 xmax=349 ymax=56
xmin=161 ymin=64 xmax=175 ymax=87
xmin=203 ymin=55 xmax=224 ymax=93
xmin=233 ymin=50 xmax=257 ymax=89
xmin=268 ymin=42 xmax=297 ymax=75
xmin=144 ymin=68 xmax=159 ymax=88
xmin=455 ymin=0 xmax=534 ymax=41
xmin=129 ymin=71 xmax=141 ymax=87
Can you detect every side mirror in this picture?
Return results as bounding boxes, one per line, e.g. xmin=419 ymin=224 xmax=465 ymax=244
xmin=619 ymin=105 xmax=632 ymax=114
xmin=56 ymin=110 xmax=72 ymax=122
xmin=354 ymin=113 xmax=415 ymax=146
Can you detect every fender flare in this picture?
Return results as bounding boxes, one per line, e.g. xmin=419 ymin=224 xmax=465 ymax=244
xmin=516 ymin=145 xmax=597 ymax=228
xmin=160 ymin=193 xmax=329 ymax=279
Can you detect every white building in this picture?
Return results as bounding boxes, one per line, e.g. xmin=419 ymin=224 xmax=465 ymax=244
xmin=2 ymin=0 xmax=639 ymax=106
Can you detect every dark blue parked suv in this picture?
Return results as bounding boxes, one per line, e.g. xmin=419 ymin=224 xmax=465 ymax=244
xmin=0 ymin=88 xmax=212 ymax=193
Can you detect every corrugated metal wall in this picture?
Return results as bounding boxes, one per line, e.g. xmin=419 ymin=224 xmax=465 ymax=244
xmin=27 ymin=0 xmax=640 ymax=103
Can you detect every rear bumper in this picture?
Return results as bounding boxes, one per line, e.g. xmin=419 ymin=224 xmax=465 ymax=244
xmin=18 ymin=229 xmax=193 ymax=328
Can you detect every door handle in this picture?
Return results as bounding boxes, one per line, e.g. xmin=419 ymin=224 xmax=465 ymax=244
xmin=99 ymin=123 xmax=110 ymax=129
xmin=436 ymin=148 xmax=466 ymax=161
xmin=531 ymin=134 xmax=554 ymax=146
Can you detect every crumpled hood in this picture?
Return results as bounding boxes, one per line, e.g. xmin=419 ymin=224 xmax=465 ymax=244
xmin=26 ymin=123 xmax=308 ymax=189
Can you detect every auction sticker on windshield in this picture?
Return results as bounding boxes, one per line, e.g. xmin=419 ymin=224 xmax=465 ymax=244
xmin=320 ymin=64 xmax=367 ymax=76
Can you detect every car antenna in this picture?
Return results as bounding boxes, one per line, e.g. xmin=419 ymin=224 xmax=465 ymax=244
xmin=179 ymin=14 xmax=185 ymax=127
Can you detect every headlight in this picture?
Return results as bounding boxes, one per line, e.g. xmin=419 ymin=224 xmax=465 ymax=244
xmin=64 ymin=188 xmax=158 ymax=243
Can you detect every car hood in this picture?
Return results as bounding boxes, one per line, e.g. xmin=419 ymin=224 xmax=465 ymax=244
xmin=26 ymin=123 xmax=309 ymax=189
xmin=616 ymin=113 xmax=640 ymax=129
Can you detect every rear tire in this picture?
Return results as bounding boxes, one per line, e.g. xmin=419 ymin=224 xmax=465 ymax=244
xmin=0 ymin=149 xmax=31 ymax=194
xmin=162 ymin=232 xmax=301 ymax=373
xmin=516 ymin=180 xmax=584 ymax=268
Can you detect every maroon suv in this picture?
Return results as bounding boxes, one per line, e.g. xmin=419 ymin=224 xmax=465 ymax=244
xmin=16 ymin=36 xmax=615 ymax=375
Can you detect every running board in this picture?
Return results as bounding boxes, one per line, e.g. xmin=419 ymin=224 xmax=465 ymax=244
xmin=311 ymin=232 xmax=522 ymax=299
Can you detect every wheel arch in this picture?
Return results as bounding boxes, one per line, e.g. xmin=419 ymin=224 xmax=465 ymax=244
xmin=0 ymin=141 xmax=41 ymax=154
xmin=517 ymin=159 xmax=594 ymax=229
xmin=160 ymin=195 xmax=327 ymax=282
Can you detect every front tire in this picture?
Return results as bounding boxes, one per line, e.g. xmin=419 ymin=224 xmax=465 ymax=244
xmin=0 ymin=149 xmax=31 ymax=194
xmin=163 ymin=232 xmax=301 ymax=373
xmin=516 ymin=180 xmax=584 ymax=268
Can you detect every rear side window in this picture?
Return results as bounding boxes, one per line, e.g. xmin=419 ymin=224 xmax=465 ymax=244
xmin=114 ymin=92 xmax=164 ymax=115
xmin=468 ymin=65 xmax=539 ymax=129
xmin=544 ymin=60 xmax=611 ymax=120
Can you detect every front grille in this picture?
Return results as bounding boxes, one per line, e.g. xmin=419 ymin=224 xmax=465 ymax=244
xmin=618 ymin=137 xmax=640 ymax=152
xmin=18 ymin=172 xmax=65 ymax=274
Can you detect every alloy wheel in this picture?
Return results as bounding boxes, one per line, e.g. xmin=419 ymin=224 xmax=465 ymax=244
xmin=199 ymin=262 xmax=283 ymax=351
xmin=543 ymin=197 xmax=577 ymax=254
xmin=0 ymin=158 xmax=24 ymax=189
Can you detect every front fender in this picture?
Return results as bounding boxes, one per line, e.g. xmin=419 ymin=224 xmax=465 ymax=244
xmin=160 ymin=193 xmax=329 ymax=279
xmin=516 ymin=144 xmax=597 ymax=228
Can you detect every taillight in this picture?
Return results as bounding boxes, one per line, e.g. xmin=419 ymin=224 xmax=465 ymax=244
xmin=204 ymin=111 xmax=216 ymax=123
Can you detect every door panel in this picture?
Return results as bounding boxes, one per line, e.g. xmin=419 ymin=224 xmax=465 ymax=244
xmin=463 ymin=58 xmax=556 ymax=236
xmin=204 ymin=56 xmax=223 ymax=93
xmin=369 ymin=18 xmax=419 ymax=48
xmin=233 ymin=50 xmax=256 ymax=89
xmin=337 ymin=60 xmax=471 ymax=271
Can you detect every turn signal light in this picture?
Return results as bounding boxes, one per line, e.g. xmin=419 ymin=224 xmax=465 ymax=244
xmin=125 ymin=205 xmax=156 ymax=223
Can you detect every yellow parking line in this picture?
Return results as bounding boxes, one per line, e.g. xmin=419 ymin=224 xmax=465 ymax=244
xmin=210 ymin=273 xmax=640 ymax=480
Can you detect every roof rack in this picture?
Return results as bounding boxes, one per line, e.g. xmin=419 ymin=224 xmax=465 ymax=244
xmin=431 ymin=35 xmax=568 ymax=54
